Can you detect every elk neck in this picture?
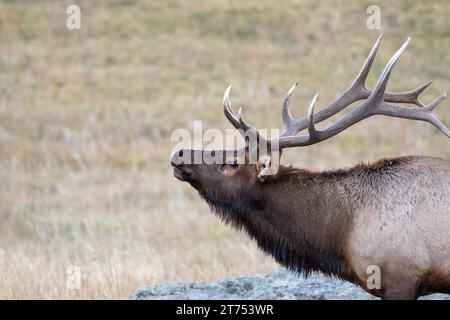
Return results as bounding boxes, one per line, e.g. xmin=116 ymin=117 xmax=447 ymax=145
xmin=199 ymin=165 xmax=357 ymax=281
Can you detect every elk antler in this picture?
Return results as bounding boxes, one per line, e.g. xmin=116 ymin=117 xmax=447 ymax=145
xmin=223 ymin=35 xmax=449 ymax=150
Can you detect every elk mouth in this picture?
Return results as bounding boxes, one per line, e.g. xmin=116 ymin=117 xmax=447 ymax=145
xmin=171 ymin=164 xmax=192 ymax=182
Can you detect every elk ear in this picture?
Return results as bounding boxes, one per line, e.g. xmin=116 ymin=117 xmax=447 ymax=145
xmin=256 ymin=155 xmax=273 ymax=182
xmin=256 ymin=150 xmax=281 ymax=182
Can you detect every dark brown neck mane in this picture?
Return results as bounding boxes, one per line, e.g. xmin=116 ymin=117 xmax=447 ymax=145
xmin=199 ymin=164 xmax=359 ymax=280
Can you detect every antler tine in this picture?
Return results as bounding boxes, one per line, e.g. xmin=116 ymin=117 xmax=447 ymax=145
xmin=383 ymin=80 xmax=432 ymax=107
xmin=423 ymin=92 xmax=447 ymax=112
xmin=306 ymin=93 xmax=320 ymax=140
xmin=429 ymin=115 xmax=450 ymax=138
xmin=282 ymin=82 xmax=299 ymax=134
xmin=237 ymin=107 xmax=253 ymax=132
xmin=223 ymin=85 xmax=242 ymax=130
xmin=372 ymin=37 xmax=410 ymax=100
xmin=277 ymin=37 xmax=450 ymax=149
xmin=349 ymin=33 xmax=383 ymax=93
xmin=222 ymin=85 xmax=265 ymax=144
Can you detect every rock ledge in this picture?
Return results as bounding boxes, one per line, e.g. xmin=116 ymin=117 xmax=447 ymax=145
xmin=132 ymin=269 xmax=449 ymax=300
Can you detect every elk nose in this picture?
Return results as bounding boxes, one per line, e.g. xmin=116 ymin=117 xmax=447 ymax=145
xmin=170 ymin=149 xmax=184 ymax=167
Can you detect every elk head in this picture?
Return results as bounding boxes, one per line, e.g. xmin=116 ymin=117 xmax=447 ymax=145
xmin=171 ymin=35 xmax=449 ymax=203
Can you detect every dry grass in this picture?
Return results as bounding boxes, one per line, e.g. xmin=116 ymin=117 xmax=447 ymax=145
xmin=0 ymin=0 xmax=448 ymax=299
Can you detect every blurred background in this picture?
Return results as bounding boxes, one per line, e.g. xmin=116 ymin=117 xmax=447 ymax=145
xmin=0 ymin=0 xmax=448 ymax=299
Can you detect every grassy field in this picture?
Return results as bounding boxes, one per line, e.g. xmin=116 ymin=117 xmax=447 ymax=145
xmin=0 ymin=0 xmax=449 ymax=299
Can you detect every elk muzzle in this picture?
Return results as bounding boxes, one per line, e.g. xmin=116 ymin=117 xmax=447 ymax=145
xmin=170 ymin=149 xmax=193 ymax=182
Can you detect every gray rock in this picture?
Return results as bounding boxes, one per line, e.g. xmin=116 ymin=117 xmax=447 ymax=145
xmin=131 ymin=269 xmax=450 ymax=300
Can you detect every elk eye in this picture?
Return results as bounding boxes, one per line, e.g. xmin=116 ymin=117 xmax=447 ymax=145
xmin=219 ymin=163 xmax=239 ymax=172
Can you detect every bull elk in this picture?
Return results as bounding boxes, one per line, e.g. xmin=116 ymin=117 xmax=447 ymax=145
xmin=170 ymin=36 xmax=450 ymax=300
